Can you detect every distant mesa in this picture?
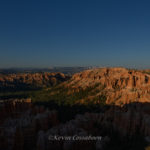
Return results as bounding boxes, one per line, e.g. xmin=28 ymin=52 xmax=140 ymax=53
xmin=0 ymin=72 xmax=70 ymax=91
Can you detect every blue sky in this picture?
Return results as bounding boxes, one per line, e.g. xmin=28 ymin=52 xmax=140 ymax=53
xmin=0 ymin=0 xmax=150 ymax=68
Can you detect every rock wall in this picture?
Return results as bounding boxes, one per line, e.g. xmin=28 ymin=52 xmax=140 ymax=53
xmin=61 ymin=68 xmax=150 ymax=105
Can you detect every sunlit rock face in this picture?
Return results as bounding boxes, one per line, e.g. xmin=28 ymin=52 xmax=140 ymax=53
xmin=59 ymin=67 xmax=150 ymax=105
xmin=2 ymin=68 xmax=150 ymax=149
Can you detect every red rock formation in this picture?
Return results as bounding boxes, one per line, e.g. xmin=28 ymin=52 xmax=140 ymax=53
xmin=0 ymin=72 xmax=69 ymax=90
xmin=59 ymin=67 xmax=150 ymax=105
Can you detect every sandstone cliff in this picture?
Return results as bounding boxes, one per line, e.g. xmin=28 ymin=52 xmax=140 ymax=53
xmin=55 ymin=67 xmax=150 ymax=105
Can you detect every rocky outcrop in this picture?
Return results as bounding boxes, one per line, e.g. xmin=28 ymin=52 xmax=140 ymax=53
xmin=2 ymin=68 xmax=150 ymax=149
xmin=0 ymin=72 xmax=70 ymax=91
xmin=1 ymin=101 xmax=150 ymax=150
xmin=35 ymin=103 xmax=150 ymax=150
xmin=33 ymin=102 xmax=150 ymax=150
xmin=0 ymin=105 xmax=58 ymax=150
xmin=58 ymin=67 xmax=150 ymax=105
xmin=0 ymin=98 xmax=32 ymax=125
